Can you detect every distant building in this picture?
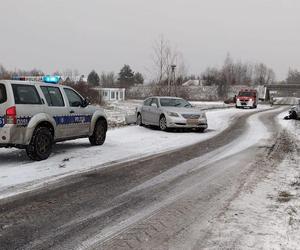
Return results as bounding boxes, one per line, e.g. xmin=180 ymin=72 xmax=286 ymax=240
xmin=94 ymin=87 xmax=126 ymax=101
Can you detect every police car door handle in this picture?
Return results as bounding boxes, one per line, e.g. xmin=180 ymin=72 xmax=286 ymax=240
xmin=70 ymin=110 xmax=75 ymax=114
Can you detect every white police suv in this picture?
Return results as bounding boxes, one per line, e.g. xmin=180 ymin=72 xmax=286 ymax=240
xmin=0 ymin=76 xmax=107 ymax=161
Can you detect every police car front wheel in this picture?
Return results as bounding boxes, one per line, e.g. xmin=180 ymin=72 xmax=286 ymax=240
xmin=26 ymin=127 xmax=53 ymax=161
xmin=89 ymin=119 xmax=107 ymax=146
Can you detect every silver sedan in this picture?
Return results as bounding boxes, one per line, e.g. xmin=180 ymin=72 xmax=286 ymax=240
xmin=136 ymin=96 xmax=208 ymax=132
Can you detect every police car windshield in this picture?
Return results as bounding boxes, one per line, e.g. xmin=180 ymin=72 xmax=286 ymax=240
xmin=238 ymin=92 xmax=255 ymax=97
xmin=160 ymin=98 xmax=192 ymax=107
xmin=0 ymin=84 xmax=7 ymax=104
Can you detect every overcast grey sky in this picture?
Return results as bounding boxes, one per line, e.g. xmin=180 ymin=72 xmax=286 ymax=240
xmin=0 ymin=0 xmax=299 ymax=80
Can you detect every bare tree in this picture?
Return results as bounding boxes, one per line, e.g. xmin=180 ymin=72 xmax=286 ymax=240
xmin=62 ymin=69 xmax=80 ymax=82
xmin=253 ymin=63 xmax=275 ymax=85
xmin=233 ymin=61 xmax=253 ymax=86
xmin=100 ymin=71 xmax=116 ymax=87
xmin=151 ymin=35 xmax=187 ymax=96
xmin=0 ymin=64 xmax=10 ymax=79
xmin=62 ymin=69 xmax=74 ymax=81
xmin=151 ymin=35 xmax=185 ymax=83
xmin=286 ymin=68 xmax=300 ymax=84
xmin=201 ymin=67 xmax=222 ymax=86
xmin=217 ymin=54 xmax=235 ymax=98
xmin=201 ymin=54 xmax=275 ymax=98
xmin=222 ymin=54 xmax=235 ymax=85
xmin=52 ymin=70 xmax=62 ymax=76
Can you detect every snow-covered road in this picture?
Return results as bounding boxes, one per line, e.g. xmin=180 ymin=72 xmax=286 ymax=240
xmin=0 ymin=106 xmax=287 ymax=250
xmin=0 ymin=107 xmax=268 ymax=200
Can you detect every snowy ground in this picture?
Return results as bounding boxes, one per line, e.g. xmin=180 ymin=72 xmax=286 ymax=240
xmin=273 ymin=97 xmax=299 ymax=105
xmin=104 ymin=100 xmax=141 ymax=127
xmin=0 ymin=105 xmax=265 ymax=201
xmin=201 ymin=111 xmax=300 ymax=249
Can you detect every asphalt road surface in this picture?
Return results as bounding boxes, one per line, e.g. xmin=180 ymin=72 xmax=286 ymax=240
xmin=0 ymin=107 xmax=291 ymax=250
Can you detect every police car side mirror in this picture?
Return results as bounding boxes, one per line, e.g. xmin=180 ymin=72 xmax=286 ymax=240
xmin=81 ymin=98 xmax=89 ymax=108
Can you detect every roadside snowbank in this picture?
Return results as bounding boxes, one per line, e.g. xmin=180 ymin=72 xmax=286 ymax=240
xmin=0 ymin=107 xmax=266 ymax=200
xmin=200 ymin=111 xmax=300 ymax=249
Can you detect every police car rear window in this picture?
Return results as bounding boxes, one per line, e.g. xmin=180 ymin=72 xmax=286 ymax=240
xmin=41 ymin=86 xmax=65 ymax=107
xmin=0 ymin=84 xmax=7 ymax=104
xmin=12 ymin=84 xmax=42 ymax=105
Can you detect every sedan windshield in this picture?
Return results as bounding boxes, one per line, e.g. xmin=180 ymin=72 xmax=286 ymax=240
xmin=160 ymin=98 xmax=192 ymax=107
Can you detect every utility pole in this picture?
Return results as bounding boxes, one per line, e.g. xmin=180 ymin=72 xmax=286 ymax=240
xmin=170 ymin=64 xmax=176 ymax=96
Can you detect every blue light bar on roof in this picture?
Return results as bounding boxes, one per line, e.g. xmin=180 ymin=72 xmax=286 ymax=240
xmin=42 ymin=75 xmax=61 ymax=84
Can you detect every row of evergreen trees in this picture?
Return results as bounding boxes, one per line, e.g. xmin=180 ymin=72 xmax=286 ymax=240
xmin=0 ymin=64 xmax=144 ymax=89
xmin=87 ymin=65 xmax=144 ymax=88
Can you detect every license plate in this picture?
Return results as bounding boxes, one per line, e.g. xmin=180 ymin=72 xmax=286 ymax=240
xmin=187 ymin=119 xmax=198 ymax=125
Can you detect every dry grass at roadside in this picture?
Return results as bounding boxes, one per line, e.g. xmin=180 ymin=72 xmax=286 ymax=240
xmin=277 ymin=190 xmax=294 ymax=203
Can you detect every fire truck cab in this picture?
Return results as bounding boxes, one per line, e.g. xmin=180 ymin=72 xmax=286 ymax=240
xmin=236 ymin=89 xmax=258 ymax=109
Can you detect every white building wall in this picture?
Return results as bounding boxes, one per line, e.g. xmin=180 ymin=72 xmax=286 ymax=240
xmin=98 ymin=88 xmax=125 ymax=101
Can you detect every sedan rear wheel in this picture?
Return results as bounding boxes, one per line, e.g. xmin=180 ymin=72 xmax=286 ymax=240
xmin=159 ymin=115 xmax=168 ymax=131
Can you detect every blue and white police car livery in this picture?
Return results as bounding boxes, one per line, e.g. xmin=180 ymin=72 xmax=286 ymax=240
xmin=0 ymin=76 xmax=107 ymax=161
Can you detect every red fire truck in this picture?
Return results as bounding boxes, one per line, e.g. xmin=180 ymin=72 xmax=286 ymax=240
xmin=236 ymin=89 xmax=258 ymax=109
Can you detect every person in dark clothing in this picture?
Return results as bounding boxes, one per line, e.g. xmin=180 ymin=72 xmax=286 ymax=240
xmin=233 ymin=95 xmax=237 ymax=103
